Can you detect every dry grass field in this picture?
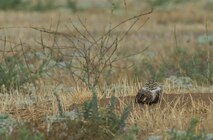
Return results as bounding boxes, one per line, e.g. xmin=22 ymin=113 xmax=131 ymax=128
xmin=0 ymin=0 xmax=213 ymax=139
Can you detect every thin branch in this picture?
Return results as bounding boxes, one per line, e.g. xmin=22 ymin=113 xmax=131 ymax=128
xmin=78 ymin=17 xmax=99 ymax=48
xmin=104 ymin=9 xmax=153 ymax=37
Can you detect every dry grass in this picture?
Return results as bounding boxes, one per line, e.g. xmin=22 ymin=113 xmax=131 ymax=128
xmin=0 ymin=81 xmax=213 ymax=139
xmin=0 ymin=1 xmax=213 ymax=139
xmin=130 ymin=96 xmax=213 ymax=138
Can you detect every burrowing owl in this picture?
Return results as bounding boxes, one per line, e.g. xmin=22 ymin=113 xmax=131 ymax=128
xmin=135 ymin=80 xmax=162 ymax=105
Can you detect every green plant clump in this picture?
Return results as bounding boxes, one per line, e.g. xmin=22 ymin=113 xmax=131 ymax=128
xmin=0 ymin=124 xmax=43 ymax=140
xmin=0 ymin=0 xmax=23 ymax=10
xmin=132 ymin=46 xmax=213 ymax=84
xmin=170 ymin=47 xmax=213 ymax=84
xmin=66 ymin=0 xmax=77 ymax=12
xmin=0 ymin=0 xmax=79 ymax=11
xmin=0 ymin=0 xmax=55 ymax=11
xmin=0 ymin=56 xmax=31 ymax=91
xmin=46 ymin=91 xmax=137 ymax=140
xmin=72 ymin=94 xmax=137 ymax=139
xmin=31 ymin=0 xmax=55 ymax=11
xmin=149 ymin=0 xmax=187 ymax=7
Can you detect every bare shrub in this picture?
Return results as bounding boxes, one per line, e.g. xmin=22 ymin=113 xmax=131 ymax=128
xmin=32 ymin=10 xmax=152 ymax=91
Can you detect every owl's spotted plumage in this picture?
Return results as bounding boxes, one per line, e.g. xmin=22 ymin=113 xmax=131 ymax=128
xmin=144 ymin=80 xmax=159 ymax=90
xmin=135 ymin=80 xmax=162 ymax=105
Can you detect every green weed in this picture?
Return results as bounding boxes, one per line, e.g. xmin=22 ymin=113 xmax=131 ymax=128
xmin=0 ymin=123 xmax=43 ymax=140
xmin=0 ymin=0 xmax=23 ymax=10
xmin=66 ymin=0 xmax=78 ymax=12
xmin=31 ymin=0 xmax=55 ymax=11
xmin=132 ymin=46 xmax=213 ymax=84
xmin=0 ymin=56 xmax=31 ymax=91
xmin=148 ymin=0 xmax=189 ymax=9
xmin=48 ymin=94 xmax=136 ymax=140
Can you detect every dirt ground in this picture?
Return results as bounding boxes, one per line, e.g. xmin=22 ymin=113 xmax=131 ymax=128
xmin=9 ymin=93 xmax=213 ymax=122
xmin=99 ymin=93 xmax=213 ymax=108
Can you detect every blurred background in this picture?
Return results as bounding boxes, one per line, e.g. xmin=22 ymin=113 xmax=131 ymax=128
xmin=0 ymin=0 xmax=213 ymax=88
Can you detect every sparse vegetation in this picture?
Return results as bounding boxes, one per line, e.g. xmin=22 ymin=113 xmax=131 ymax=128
xmin=0 ymin=47 xmax=55 ymax=92
xmin=0 ymin=0 xmax=213 ymax=139
xmin=133 ymin=46 xmax=213 ymax=84
xmin=148 ymin=0 xmax=186 ymax=7
xmin=66 ymin=0 xmax=77 ymax=12
xmin=167 ymin=118 xmax=206 ymax=140
xmin=0 ymin=55 xmax=30 ymax=91
xmin=0 ymin=0 xmax=23 ymax=10
xmin=31 ymin=0 xmax=55 ymax=11
xmin=0 ymin=123 xmax=44 ymax=140
xmin=0 ymin=0 xmax=78 ymax=11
